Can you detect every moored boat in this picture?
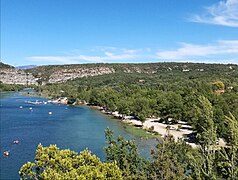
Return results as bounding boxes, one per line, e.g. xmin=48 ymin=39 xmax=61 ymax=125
xmin=4 ymin=151 xmax=9 ymax=156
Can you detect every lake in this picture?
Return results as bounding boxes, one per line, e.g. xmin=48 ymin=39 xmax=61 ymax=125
xmin=0 ymin=91 xmax=157 ymax=179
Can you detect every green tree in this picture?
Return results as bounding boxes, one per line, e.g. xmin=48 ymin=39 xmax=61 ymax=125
xmin=193 ymin=96 xmax=217 ymax=179
xmin=158 ymin=92 xmax=183 ymax=123
xmin=217 ymin=113 xmax=238 ymax=179
xmin=151 ymin=135 xmax=190 ymax=180
xmin=117 ymin=100 xmax=130 ymax=119
xmin=132 ymin=97 xmax=151 ymax=125
xmin=104 ymin=128 xmax=151 ymax=179
xmin=212 ymin=81 xmax=225 ymax=90
xmin=19 ymin=144 xmax=122 ymax=180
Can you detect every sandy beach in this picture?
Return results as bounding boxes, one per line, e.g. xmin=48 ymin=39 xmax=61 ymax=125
xmin=90 ymin=108 xmax=199 ymax=147
xmin=122 ymin=116 xmax=198 ymax=148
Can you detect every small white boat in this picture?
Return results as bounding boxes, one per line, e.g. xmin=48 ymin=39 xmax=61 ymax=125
xmin=13 ymin=140 xmax=19 ymax=144
xmin=29 ymin=107 xmax=33 ymax=110
xmin=48 ymin=112 xmax=52 ymax=115
xmin=19 ymin=106 xmax=23 ymax=109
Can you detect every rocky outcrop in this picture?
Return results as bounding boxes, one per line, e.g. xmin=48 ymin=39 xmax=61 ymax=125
xmin=48 ymin=67 xmax=115 ymax=83
xmin=2 ymin=62 xmax=237 ymax=85
xmin=122 ymin=66 xmax=157 ymax=74
xmin=1 ymin=64 xmax=116 ymax=85
xmin=0 ymin=68 xmax=38 ymax=85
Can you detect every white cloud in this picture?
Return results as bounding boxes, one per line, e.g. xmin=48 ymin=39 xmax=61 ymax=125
xmin=191 ymin=0 xmax=238 ymax=27
xmin=27 ymin=42 xmax=238 ymax=65
xmin=156 ymin=40 xmax=238 ymax=60
xmin=29 ymin=56 xmax=79 ymax=64
xmin=27 ymin=47 xmax=139 ymax=64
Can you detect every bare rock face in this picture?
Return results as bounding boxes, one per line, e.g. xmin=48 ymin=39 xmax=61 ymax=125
xmin=123 ymin=66 xmax=157 ymax=74
xmin=0 ymin=68 xmax=38 ymax=85
xmin=3 ymin=62 xmax=236 ymax=85
xmin=48 ymin=67 xmax=115 ymax=83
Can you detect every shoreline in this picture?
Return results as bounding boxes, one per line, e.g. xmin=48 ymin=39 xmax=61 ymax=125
xmin=21 ymin=91 xmax=197 ymax=146
xmin=88 ymin=105 xmax=159 ymax=139
xmin=15 ymin=91 xmax=159 ymax=139
xmin=88 ymin=105 xmax=198 ymax=148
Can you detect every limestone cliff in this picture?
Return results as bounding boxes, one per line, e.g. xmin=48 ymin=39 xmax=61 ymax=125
xmin=1 ymin=62 xmax=237 ymax=85
xmin=48 ymin=67 xmax=115 ymax=83
xmin=0 ymin=63 xmax=38 ymax=85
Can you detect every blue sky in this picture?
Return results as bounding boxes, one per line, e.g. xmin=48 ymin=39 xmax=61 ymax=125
xmin=1 ymin=0 xmax=238 ymax=66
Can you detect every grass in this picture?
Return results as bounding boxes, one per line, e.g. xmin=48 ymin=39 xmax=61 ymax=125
xmin=93 ymin=108 xmax=161 ymax=139
xmin=122 ymin=123 xmax=160 ymax=139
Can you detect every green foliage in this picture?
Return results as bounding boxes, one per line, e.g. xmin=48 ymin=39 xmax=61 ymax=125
xmin=34 ymin=63 xmax=238 ymax=140
xmin=20 ymin=124 xmax=238 ymax=179
xmin=186 ymin=148 xmax=205 ymax=180
xmin=216 ymin=113 xmax=238 ymax=179
xmin=26 ymin=62 xmax=238 ymax=179
xmin=0 ymin=82 xmax=25 ymax=92
xmin=104 ymin=128 xmax=152 ymax=179
xmin=213 ymin=80 xmax=225 ymax=90
xmin=151 ymin=135 xmax=191 ymax=179
xmin=19 ymin=144 xmax=122 ymax=180
xmin=122 ymin=125 xmax=158 ymax=138
xmin=158 ymin=91 xmax=183 ymax=122
xmin=0 ymin=62 xmax=14 ymax=69
xmin=132 ymin=97 xmax=151 ymax=123
xmin=194 ymin=96 xmax=217 ymax=179
xmin=26 ymin=63 xmax=238 ymax=84
xmin=194 ymin=96 xmax=217 ymax=144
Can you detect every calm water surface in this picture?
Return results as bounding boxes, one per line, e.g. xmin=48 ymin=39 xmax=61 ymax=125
xmin=0 ymin=91 xmax=157 ymax=179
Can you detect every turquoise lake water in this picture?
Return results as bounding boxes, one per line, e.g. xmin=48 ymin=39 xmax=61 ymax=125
xmin=0 ymin=91 xmax=157 ymax=179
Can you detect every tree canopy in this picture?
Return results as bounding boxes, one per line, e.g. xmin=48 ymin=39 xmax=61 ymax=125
xmin=19 ymin=144 xmax=122 ymax=180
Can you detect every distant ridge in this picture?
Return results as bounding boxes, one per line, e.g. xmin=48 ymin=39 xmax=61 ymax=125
xmin=24 ymin=62 xmax=237 ymax=83
xmin=1 ymin=62 xmax=237 ymax=85
xmin=16 ymin=65 xmax=37 ymax=70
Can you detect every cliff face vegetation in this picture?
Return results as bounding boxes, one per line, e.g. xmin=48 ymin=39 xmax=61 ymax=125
xmin=1 ymin=62 xmax=238 ymax=85
xmin=26 ymin=62 xmax=237 ymax=84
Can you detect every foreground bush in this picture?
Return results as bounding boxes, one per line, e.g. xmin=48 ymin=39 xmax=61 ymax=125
xmin=19 ymin=144 xmax=122 ymax=180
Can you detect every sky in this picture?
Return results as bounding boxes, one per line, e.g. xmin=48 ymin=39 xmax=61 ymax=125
xmin=1 ymin=0 xmax=238 ymax=66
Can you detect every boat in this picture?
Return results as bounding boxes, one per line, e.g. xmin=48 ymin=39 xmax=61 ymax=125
xmin=13 ymin=140 xmax=19 ymax=144
xmin=25 ymin=100 xmax=45 ymax=105
xmin=4 ymin=151 xmax=9 ymax=156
